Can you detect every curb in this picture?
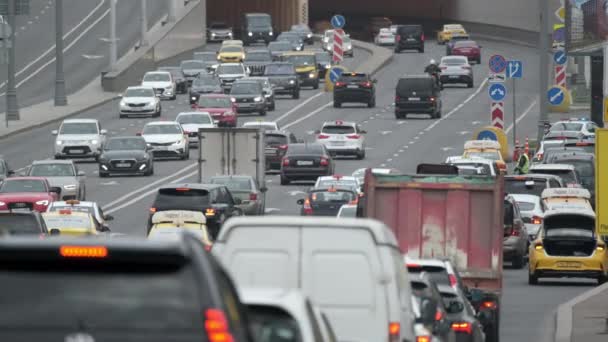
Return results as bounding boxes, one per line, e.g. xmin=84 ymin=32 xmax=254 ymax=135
xmin=554 ymin=282 xmax=608 ymax=342
xmin=351 ymin=40 xmax=394 ymax=76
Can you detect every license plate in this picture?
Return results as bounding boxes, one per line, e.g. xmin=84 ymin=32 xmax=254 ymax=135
xmin=449 ymin=75 xmax=459 ymax=79
xmin=274 ymin=86 xmax=284 ymax=90
xmin=69 ymin=149 xmax=84 ymax=154
xmin=331 ymin=141 xmax=345 ymax=146
xmin=408 ymin=97 xmax=420 ymax=101
xmin=407 ymin=38 xmax=416 ymax=41
xmin=11 ymin=203 xmax=27 ymax=208
xmin=265 ymin=149 xmax=277 ymax=155
xmin=297 ymin=160 xmax=313 ymax=166
xmin=347 ymin=85 xmax=358 ymax=88
xmin=238 ymin=103 xmax=252 ymax=107
xmin=556 ymin=261 xmax=581 ymax=268
xmin=116 ymin=163 xmax=131 ymax=168
xmin=11 ymin=208 xmax=31 ymax=213
xmin=153 ymin=146 xmax=168 ymax=151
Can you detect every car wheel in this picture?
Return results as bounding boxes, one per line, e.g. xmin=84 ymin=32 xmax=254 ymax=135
xmin=512 ymin=253 xmax=525 ymax=269
xmin=477 ymin=57 xmax=482 ymax=64
xmin=119 ymin=113 xmax=126 ymax=119
xmin=280 ymin=175 xmax=290 ymax=185
xmin=270 ymin=101 xmax=276 ymax=111
xmin=99 ymin=171 xmax=109 ymax=178
xmin=528 ymin=271 xmax=538 ymax=285
xmin=394 ymin=48 xmax=400 ymax=53
xmin=468 ymin=81 xmax=474 ymax=88
xmin=181 ymin=149 xmax=189 ymax=160
xmin=333 ymin=101 xmax=341 ymax=108
xmin=356 ymin=149 xmax=365 ymax=160
xmin=598 ymin=273 xmax=608 ymax=285
xmin=313 ymin=81 xmax=319 ymax=90
xmin=367 ymin=97 xmax=375 ymax=108
xmin=419 ymin=47 xmax=424 ymax=53
xmin=260 ymin=108 xmax=267 ymax=116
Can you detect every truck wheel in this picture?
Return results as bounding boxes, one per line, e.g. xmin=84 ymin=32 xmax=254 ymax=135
xmin=293 ymin=90 xmax=300 ymax=99
xmin=512 ymin=253 xmax=525 ymax=269
xmin=260 ymin=108 xmax=267 ymax=116
xmin=528 ymin=271 xmax=538 ymax=285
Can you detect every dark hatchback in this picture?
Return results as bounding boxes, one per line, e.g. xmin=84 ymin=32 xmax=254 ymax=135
xmin=394 ymin=24 xmax=425 ymax=53
xmin=148 ymin=184 xmax=243 ymax=238
xmin=98 ymin=136 xmax=154 ymax=177
xmin=549 ymin=152 xmax=595 ymax=205
xmin=243 ymin=49 xmax=273 ymax=76
xmin=268 ymin=41 xmax=292 ymax=60
xmin=157 ymin=66 xmax=187 ymax=94
xmin=395 ymin=76 xmax=442 ymax=119
xmin=446 ymin=34 xmax=471 ymax=55
xmin=264 ymin=62 xmax=300 ymax=99
xmin=264 ymin=130 xmax=299 ymax=171
xmin=297 ymin=187 xmax=358 ymax=216
xmin=230 ymin=80 xmax=267 ymax=116
xmin=189 ymin=75 xmax=223 ymax=104
xmin=280 ymin=143 xmax=334 ymax=185
xmin=0 ymin=236 xmax=256 ymax=342
xmin=0 ymin=212 xmax=48 ymax=236
xmin=333 ymin=72 xmax=377 ymax=108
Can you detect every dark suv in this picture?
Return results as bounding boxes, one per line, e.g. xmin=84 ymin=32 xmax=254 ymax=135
xmin=395 ymin=76 xmax=442 ymax=119
xmin=264 ymin=62 xmax=300 ymax=99
xmin=333 ymin=72 xmax=377 ymax=108
xmin=149 ymin=184 xmax=243 ymax=238
xmin=230 ymin=79 xmax=267 ymax=116
xmin=242 ymin=13 xmax=274 ymax=45
xmin=394 ymin=25 xmax=425 ymax=53
xmin=265 ymin=130 xmax=299 ymax=171
xmin=0 ymin=235 xmax=255 ymax=342
xmin=280 ymin=143 xmax=334 ymax=185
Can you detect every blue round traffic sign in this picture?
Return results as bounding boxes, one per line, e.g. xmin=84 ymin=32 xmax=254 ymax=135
xmin=476 ymin=130 xmax=498 ymax=141
xmin=554 ymin=50 xmax=567 ymax=65
xmin=331 ymin=15 xmax=346 ymax=29
xmin=328 ymin=67 xmax=344 ymax=84
xmin=488 ymin=83 xmax=507 ymax=101
xmin=489 ymin=54 xmax=507 ymax=73
xmin=547 ymin=86 xmax=565 ymax=105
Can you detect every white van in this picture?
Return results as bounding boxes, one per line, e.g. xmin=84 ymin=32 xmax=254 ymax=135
xmin=213 ymin=216 xmax=416 ymax=342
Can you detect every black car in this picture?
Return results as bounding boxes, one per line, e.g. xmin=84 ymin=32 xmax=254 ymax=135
xmin=395 ymin=75 xmax=442 ymax=119
xmin=0 ymin=157 xmax=14 ymax=182
xmin=193 ymin=51 xmax=219 ymax=71
xmin=180 ymin=60 xmax=208 ymax=86
xmin=230 ymin=79 xmax=267 ymax=116
xmin=410 ymin=274 xmax=456 ymax=342
xmin=446 ymin=34 xmax=471 ymax=55
xmin=0 ymin=212 xmax=48 ymax=236
xmin=265 ymin=130 xmax=299 ymax=171
xmin=333 ymin=72 xmax=377 ymax=108
xmin=157 ymin=66 xmax=187 ymax=94
xmin=0 ymin=235 xmax=256 ymax=342
xmin=549 ymin=152 xmax=595 ymax=204
xmin=280 ymin=143 xmax=334 ymax=185
xmin=268 ymin=41 xmax=292 ymax=60
xmin=243 ymin=49 xmax=273 ymax=76
xmin=264 ymin=62 xmax=300 ymax=99
xmin=189 ymin=75 xmax=223 ymax=104
xmin=148 ymin=183 xmax=243 ymax=238
xmin=297 ymin=187 xmax=358 ymax=216
xmin=98 ymin=136 xmax=154 ymax=177
xmin=504 ymin=174 xmax=564 ymax=197
xmin=437 ymin=284 xmax=485 ymax=342
xmin=314 ymin=51 xmax=332 ymax=78
xmin=291 ymin=23 xmax=314 ymax=45
xmin=242 ymin=12 xmax=274 ymax=45
xmin=277 ymin=32 xmax=304 ymax=51
xmin=394 ymin=24 xmax=424 ymax=53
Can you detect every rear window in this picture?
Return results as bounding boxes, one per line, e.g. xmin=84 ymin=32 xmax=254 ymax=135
xmin=0 ymin=263 xmax=205 ymax=330
xmin=516 ymin=201 xmax=536 ymax=211
xmin=310 ymin=190 xmax=356 ymax=203
xmin=322 ymin=125 xmax=355 ymax=134
xmin=407 ymin=265 xmax=451 ymax=286
xmin=0 ymin=215 xmax=41 ymax=235
xmin=563 ymin=160 xmax=594 ymax=178
xmin=154 ymin=188 xmax=210 ymax=209
xmin=338 ymin=74 xmax=367 ymax=82
xmin=210 ymin=177 xmax=252 ymax=192
xmin=287 ymin=144 xmax=323 ymax=155
xmin=397 ymin=78 xmax=433 ymax=95
xmin=550 ymin=122 xmax=584 ymax=132
xmin=505 ymin=179 xmax=547 ymax=196
xmin=564 ymin=143 xmax=595 ymax=154
xmin=248 ymin=305 xmax=302 ymax=342
xmin=398 ymin=26 xmax=421 ymax=35
xmin=266 ymin=134 xmax=288 ymax=145
xmin=442 ymin=57 xmax=467 ymax=65
xmin=531 ymin=169 xmax=576 ymax=184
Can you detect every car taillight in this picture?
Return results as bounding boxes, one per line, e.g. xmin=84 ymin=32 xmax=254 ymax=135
xmin=249 ymin=193 xmax=257 ymax=201
xmin=416 ymin=337 xmax=430 ymax=342
xmin=396 ymin=35 xmax=401 ymax=41
xmin=346 ymin=134 xmax=360 ymax=139
xmin=320 ymin=157 xmax=329 ymax=166
xmin=149 ymin=207 xmax=157 ymax=213
xmin=60 ymin=246 xmax=108 ymax=258
xmin=536 ymin=152 xmax=543 ymax=160
xmin=360 ymin=81 xmax=372 ymax=87
xmin=205 ymin=309 xmax=235 ymax=342
xmin=282 ymin=158 xmax=290 ymax=166
xmin=435 ymin=310 xmax=443 ymax=321
xmin=278 ymin=144 xmax=288 ymax=150
xmin=389 ymin=322 xmax=400 ymax=342
xmin=451 ymin=322 xmax=472 ymax=334
xmin=335 ymin=81 xmax=346 ymax=87
xmin=532 ymin=216 xmax=543 ymax=225
xmin=303 ymin=198 xmax=313 ymax=215
xmin=449 ymin=274 xmax=458 ymax=288
xmin=481 ymin=301 xmax=497 ymax=309
xmin=317 ymin=134 xmax=330 ymax=139
xmin=511 ymin=228 xmax=520 ymax=236
xmin=421 ymin=33 xmax=425 ymax=41
xmin=429 ymin=97 xmax=436 ymax=102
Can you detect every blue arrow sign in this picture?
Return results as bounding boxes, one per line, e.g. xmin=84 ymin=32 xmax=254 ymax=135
xmin=507 ymin=60 xmax=523 ymax=78
xmin=489 ymin=54 xmax=507 ymax=73
xmin=554 ymin=50 xmax=567 ymax=65
xmin=547 ymin=86 xmax=565 ymax=105
xmin=329 ymin=67 xmax=344 ymax=84
xmin=476 ymin=130 xmax=498 ymax=141
xmin=488 ymin=83 xmax=507 ymax=101
xmin=330 ymin=15 xmax=346 ymax=29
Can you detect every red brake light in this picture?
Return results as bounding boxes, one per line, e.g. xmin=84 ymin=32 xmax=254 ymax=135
xmin=320 ymin=158 xmax=329 ymax=166
xmin=60 ymin=246 xmax=108 ymax=258
xmin=347 ymin=134 xmax=360 ymax=139
xmin=406 ymin=263 xmax=421 ymax=269
xmin=449 ymin=274 xmax=458 ymax=288
xmin=389 ymin=322 xmax=400 ymax=342
xmin=149 ymin=207 xmax=157 ymax=213
xmin=249 ymin=193 xmax=258 ymax=201
xmin=421 ymin=33 xmax=425 ymax=41
xmin=335 ymin=81 xmax=346 ymax=87
xmin=317 ymin=134 xmax=330 ymax=139
xmin=303 ymin=198 xmax=313 ymax=215
xmin=511 ymin=228 xmax=520 ymax=237
xmin=451 ymin=322 xmax=472 ymax=334
xmin=175 ymin=188 xmax=190 ymax=191
xmin=360 ymin=81 xmax=372 ymax=87
xmin=429 ymin=97 xmax=436 ymax=102
xmin=204 ymin=244 xmax=212 ymax=252
xmin=396 ymin=35 xmax=401 ymax=41
xmin=440 ymin=66 xmax=447 ymax=70
xmin=205 ymin=309 xmax=235 ymax=342
xmin=435 ymin=310 xmax=443 ymax=321
xmin=482 ymin=301 xmax=497 ymax=309
xmin=278 ymin=144 xmax=288 ymax=150
xmin=282 ymin=158 xmax=290 ymax=166
xmin=395 ymin=95 xmax=400 ymax=102
xmin=532 ymin=216 xmax=543 ymax=225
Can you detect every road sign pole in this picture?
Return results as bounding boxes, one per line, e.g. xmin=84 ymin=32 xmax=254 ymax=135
xmin=140 ymin=0 xmax=148 ymax=47
xmin=54 ymin=0 xmax=67 ymax=106
xmin=512 ymin=77 xmax=517 ymax=148
xmin=6 ymin=0 xmax=19 ymax=126
xmin=109 ymin=0 xmax=117 ymax=70
xmin=538 ymin=0 xmax=550 ymax=142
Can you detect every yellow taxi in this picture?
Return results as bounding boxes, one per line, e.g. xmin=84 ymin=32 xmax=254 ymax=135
xmin=462 ymin=140 xmax=507 ymax=174
xmin=529 ymin=207 xmax=608 ymax=285
xmin=148 ymin=210 xmax=213 ymax=250
xmin=217 ymin=44 xmax=245 ymax=63
xmin=42 ymin=210 xmax=100 ymax=237
xmin=541 ymin=188 xmax=593 ymax=211
xmin=437 ymin=24 xmax=467 ymax=44
xmin=280 ymin=51 xmax=319 ymax=89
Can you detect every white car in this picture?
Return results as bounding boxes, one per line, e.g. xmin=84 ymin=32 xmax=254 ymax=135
xmin=141 ymin=121 xmax=189 ymax=160
xmin=445 ymin=156 xmax=498 ymax=176
xmin=242 ymin=120 xmax=279 ymax=131
xmin=215 ymin=63 xmax=248 ymax=93
xmin=314 ymin=175 xmax=361 ymax=194
xmin=322 ymin=29 xmax=334 ymax=45
xmin=47 ymin=200 xmax=113 ymax=230
xmin=141 ymin=71 xmax=176 ymax=100
xmin=548 ymin=118 xmax=597 ymax=140
xmin=52 ymin=119 xmax=106 ymax=160
xmin=374 ymin=28 xmax=395 ymax=45
xmin=315 ymin=120 xmax=366 ymax=159
xmin=439 ymin=55 xmax=474 ymax=88
xmin=510 ymin=194 xmax=544 ymax=240
xmin=118 ymin=86 xmax=161 ymax=118
xmin=337 ymin=204 xmax=357 ymax=217
xmin=175 ymin=112 xmax=216 ymax=146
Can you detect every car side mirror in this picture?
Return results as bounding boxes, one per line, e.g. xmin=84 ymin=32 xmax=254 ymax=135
xmin=446 ymin=301 xmax=464 ymax=314
xmin=101 ymin=225 xmax=111 ymax=232
xmin=421 ymin=298 xmax=438 ymax=324
xmin=104 ymin=214 xmax=114 ymax=221
xmin=52 ymin=130 xmax=58 ymax=135
xmin=77 ymin=170 xmax=86 ymax=177
xmin=50 ymin=187 xmax=62 ymax=195
xmin=297 ymin=199 xmax=305 ymax=205
xmin=49 ymin=228 xmax=61 ymax=236
xmin=100 ymin=129 xmax=107 ymax=135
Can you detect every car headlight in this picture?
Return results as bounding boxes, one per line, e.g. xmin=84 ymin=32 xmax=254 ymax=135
xmin=325 ymin=64 xmax=331 ymax=69
xmin=228 ymin=32 xmax=233 ymax=36
xmin=147 ymin=101 xmax=155 ymax=106
xmin=309 ymin=72 xmax=316 ymax=78
xmin=119 ymin=100 xmax=127 ymax=106
xmin=269 ymin=31 xmax=273 ymax=36
xmin=264 ymin=93 xmax=272 ymax=97
xmin=254 ymin=96 xmax=262 ymax=102
xmin=211 ymin=32 xmax=216 ymax=36
xmin=165 ymin=85 xmax=172 ymax=90
xmin=0 ymin=201 xmax=6 ymax=206
xmin=35 ymin=200 xmax=49 ymax=206
xmin=289 ymin=80 xmax=295 ymax=84
xmin=191 ymin=96 xmax=197 ymax=101
xmin=90 ymin=139 xmax=98 ymax=145
xmin=230 ymin=97 xmax=236 ymax=103
xmin=217 ymin=55 xmax=221 ymax=60
xmin=56 ymin=140 xmax=63 ymax=145
xmin=63 ymin=184 xmax=77 ymax=190
xmin=307 ymin=33 xmax=312 ymax=38
xmin=248 ymin=32 xmax=253 ymax=36
xmin=296 ymin=46 xmax=302 ymax=51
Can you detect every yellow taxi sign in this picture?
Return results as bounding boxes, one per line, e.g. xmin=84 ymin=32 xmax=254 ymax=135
xmin=151 ymin=210 xmax=206 ymax=225
xmin=541 ymin=188 xmax=591 ymax=200
xmin=597 ymin=129 xmax=608 ymax=235
xmin=464 ymin=140 xmax=501 ymax=150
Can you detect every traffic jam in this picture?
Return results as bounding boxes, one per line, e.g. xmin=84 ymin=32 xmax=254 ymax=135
xmin=0 ymin=10 xmax=602 ymax=342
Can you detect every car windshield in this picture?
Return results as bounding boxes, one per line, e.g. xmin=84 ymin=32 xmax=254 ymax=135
xmin=246 ymin=52 xmax=271 ymax=61
xmin=210 ymin=177 xmax=252 ymax=192
xmin=322 ymin=125 xmax=355 ymax=134
xmin=516 ymin=201 xmax=536 ymax=211
xmin=194 ymin=52 xmax=216 ymax=62
xmin=454 ymin=41 xmax=477 ymax=48
xmin=143 ymin=124 xmax=181 ymax=135
xmin=310 ymin=190 xmax=356 ymax=203
xmin=221 ymin=46 xmax=242 ymax=53
xmin=505 ymin=179 xmax=547 ymax=196
xmin=198 ymin=96 xmax=231 ymax=108
xmin=551 ymin=122 xmax=584 ymax=132
xmin=465 ymin=151 xmax=500 ymax=160
xmin=397 ymin=79 xmax=433 ymax=95
xmin=291 ymin=24 xmax=310 ymax=32
xmin=0 ymin=215 xmax=41 ymax=235
xmin=338 ymin=206 xmax=357 ymax=217
xmin=154 ymin=188 xmax=210 ymax=209
xmin=247 ymin=16 xmax=271 ymax=27
xmin=193 ymin=76 xmax=220 ymax=87
xmin=59 ymin=122 xmax=98 ymax=135
xmin=29 ymin=164 xmax=74 ymax=177
xmin=284 ymin=55 xmax=315 ymax=66
xmin=265 ymin=64 xmax=294 ymax=75
xmin=217 ymin=65 xmax=244 ymax=74
xmin=210 ymin=22 xmax=229 ymax=29
xmin=43 ymin=215 xmax=92 ymax=229
xmin=231 ymin=82 xmax=260 ymax=94
xmin=177 ymin=114 xmax=212 ymax=125
xmin=125 ymin=88 xmax=155 ymax=97
xmin=181 ymin=61 xmax=205 ymax=69
xmin=0 ymin=179 xmax=46 ymax=193
xmin=269 ymin=42 xmax=291 ymax=51
xmin=248 ymin=305 xmax=302 ymax=342
xmin=442 ymin=57 xmax=467 ymax=65
xmin=104 ymin=138 xmax=146 ymax=151
xmin=143 ymin=73 xmax=170 ymax=82
xmin=266 ymin=134 xmax=288 ymax=145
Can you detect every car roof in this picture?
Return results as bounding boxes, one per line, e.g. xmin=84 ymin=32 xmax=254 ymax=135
xmin=144 ymin=71 xmax=171 ymax=75
xmin=31 ymin=159 xmax=74 ymax=165
xmin=317 ymin=175 xmax=357 ymax=181
xmin=145 ymin=121 xmax=180 ymax=126
xmin=310 ymin=186 xmax=357 ymax=193
xmin=530 ymin=164 xmax=576 ymax=170
xmin=4 ymin=176 xmax=47 ymax=181
xmin=218 ymin=63 xmax=244 ymax=67
xmin=50 ymin=201 xmax=95 ymax=207
xmin=177 ymin=111 xmax=212 ymax=116
xmin=43 ymin=211 xmax=90 ymax=218
xmin=442 ymin=55 xmax=468 ymax=61
xmin=62 ymin=118 xmax=98 ymax=123
xmin=126 ymin=86 xmax=154 ymax=90
xmin=158 ymin=183 xmax=220 ymax=191
xmin=240 ymin=287 xmax=310 ymax=314
xmin=510 ymin=194 xmax=541 ymax=203
xmin=323 ymin=120 xmax=356 ymax=127
xmin=436 ymin=284 xmax=459 ymax=296
xmin=544 ymin=207 xmax=595 ymax=218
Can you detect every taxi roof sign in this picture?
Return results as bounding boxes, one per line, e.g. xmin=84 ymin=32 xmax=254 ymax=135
xmin=541 ymin=188 xmax=591 ymax=200
xmin=464 ymin=140 xmax=501 ymax=150
xmin=151 ymin=210 xmax=206 ymax=225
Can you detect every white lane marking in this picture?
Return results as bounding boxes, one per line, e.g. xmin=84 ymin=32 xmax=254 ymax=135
xmin=380 ymin=163 xmax=386 ymax=167
xmin=387 ymin=158 xmax=393 ymax=162
xmin=274 ymin=92 xmax=324 ymax=123
xmin=380 ymin=130 xmax=392 ymax=135
xmin=393 ymin=153 xmax=398 ymax=157
xmin=282 ymin=102 xmax=333 ymax=129
xmin=102 ymin=163 xmax=198 ymax=210
xmin=459 ymin=131 xmax=470 ymax=135
xmin=441 ymin=147 xmax=454 ymax=151
xmin=0 ymin=0 xmax=106 ymax=91
xmin=472 ymin=120 xmax=482 ymax=125
xmin=288 ymin=190 xmax=307 ymax=196
xmin=27 ymin=21 xmax=33 ymax=25
xmin=505 ymin=100 xmax=537 ymax=134
xmin=104 ymin=170 xmax=198 ymax=214
xmin=100 ymin=181 xmax=119 ymax=185
xmin=82 ymin=54 xmax=104 ymax=59
xmin=398 ymin=149 xmax=404 ymax=153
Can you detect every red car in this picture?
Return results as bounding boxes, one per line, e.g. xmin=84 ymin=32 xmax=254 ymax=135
xmin=192 ymin=94 xmax=237 ymax=127
xmin=0 ymin=177 xmax=60 ymax=212
xmin=451 ymin=40 xmax=481 ymax=64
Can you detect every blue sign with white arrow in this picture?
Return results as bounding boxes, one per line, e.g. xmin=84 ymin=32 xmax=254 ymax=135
xmin=507 ymin=60 xmax=523 ymax=79
xmin=554 ymin=50 xmax=567 ymax=65
xmin=330 ymin=15 xmax=346 ymax=29
xmin=328 ymin=67 xmax=344 ymax=84
xmin=488 ymin=83 xmax=507 ymax=101
xmin=547 ymin=86 xmax=565 ymax=105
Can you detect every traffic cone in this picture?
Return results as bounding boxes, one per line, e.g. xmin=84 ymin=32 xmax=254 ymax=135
xmin=513 ymin=139 xmax=520 ymax=162
xmin=524 ymin=137 xmax=530 ymax=157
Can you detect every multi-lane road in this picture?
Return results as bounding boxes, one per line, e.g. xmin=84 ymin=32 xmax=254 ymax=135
xmin=0 ymin=33 xmax=597 ymax=342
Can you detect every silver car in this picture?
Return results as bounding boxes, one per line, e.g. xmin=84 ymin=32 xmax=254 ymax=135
xmin=209 ymin=175 xmax=265 ymax=215
xmin=53 ymin=119 xmax=106 ymax=160
xmin=216 ymin=63 xmax=248 ymax=93
xmin=26 ymin=160 xmax=86 ymax=200
xmin=118 ymin=86 xmax=161 ymax=118
xmin=438 ymin=55 xmax=474 ymax=88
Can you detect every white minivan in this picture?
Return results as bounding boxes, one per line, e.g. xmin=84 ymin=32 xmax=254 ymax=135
xmin=213 ymin=216 xmax=416 ymax=342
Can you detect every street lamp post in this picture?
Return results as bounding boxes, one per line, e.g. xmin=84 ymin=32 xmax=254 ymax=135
xmin=54 ymin=0 xmax=67 ymax=106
